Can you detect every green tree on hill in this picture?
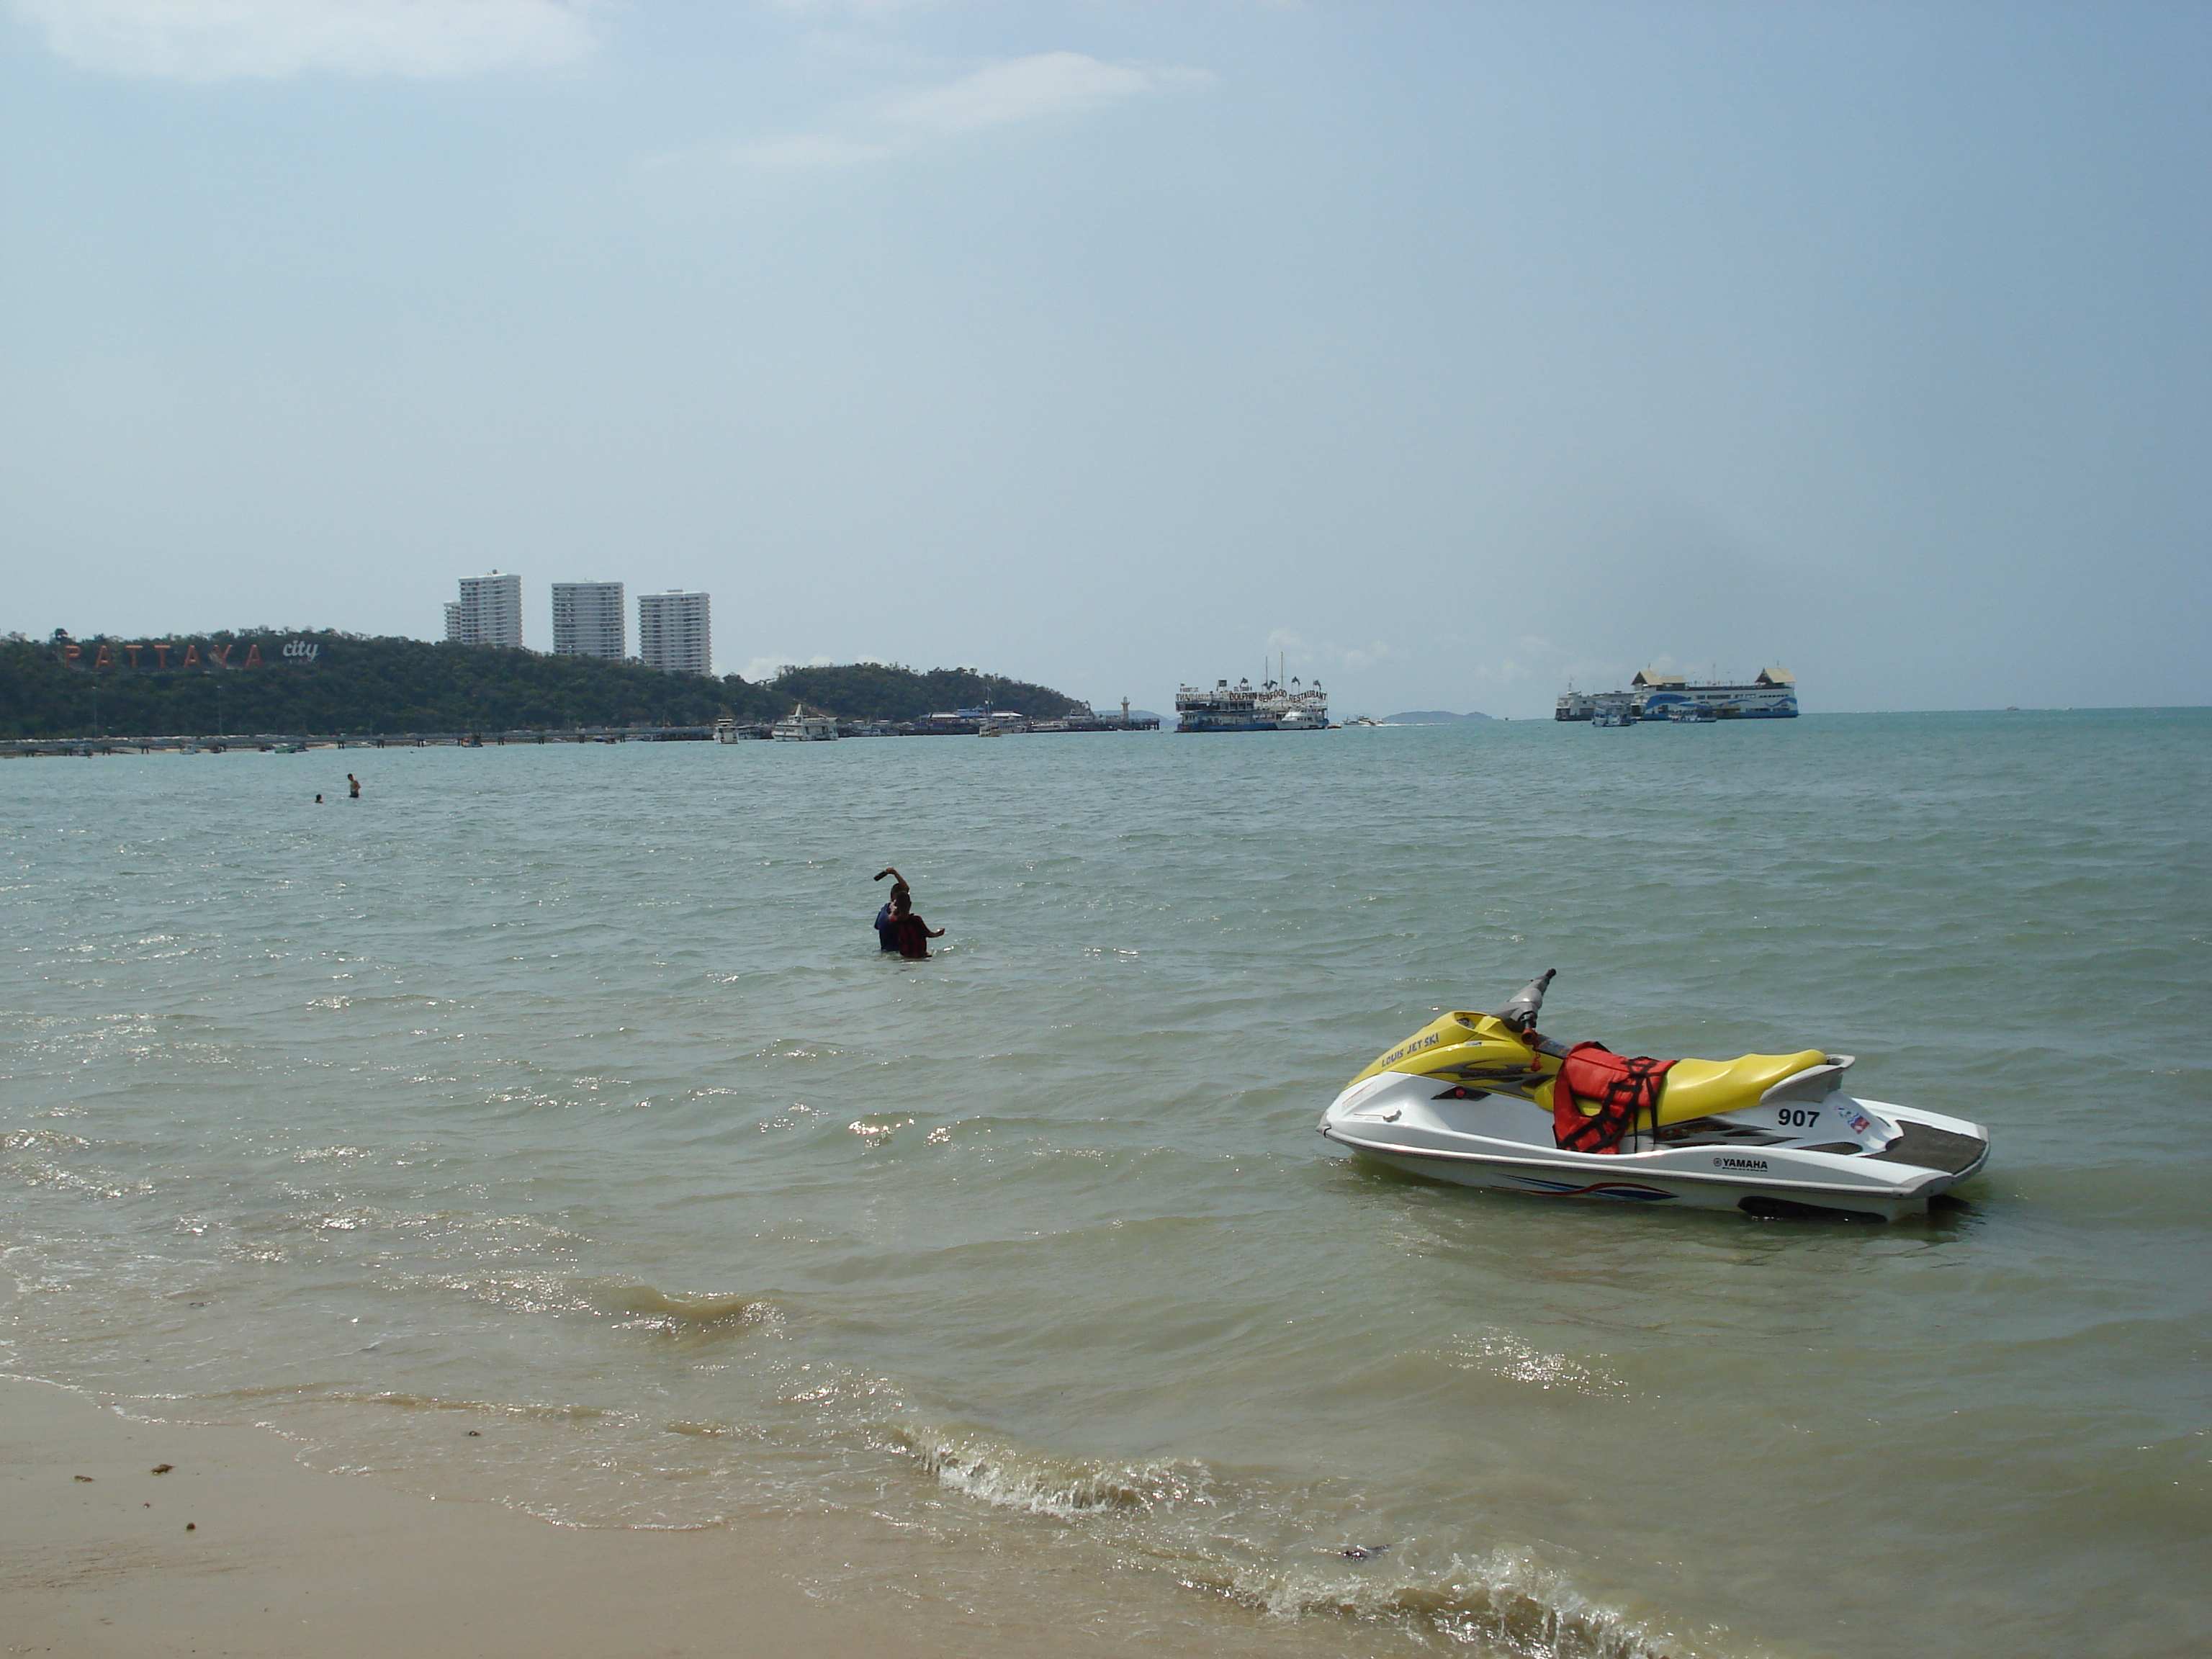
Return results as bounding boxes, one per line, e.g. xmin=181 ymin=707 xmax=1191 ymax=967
xmin=0 ymin=632 xmax=1079 ymax=740
xmin=770 ymin=662 xmax=1076 ymax=723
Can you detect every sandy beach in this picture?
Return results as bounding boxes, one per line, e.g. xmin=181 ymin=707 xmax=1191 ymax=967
xmin=0 ymin=1376 xmax=990 ymax=1659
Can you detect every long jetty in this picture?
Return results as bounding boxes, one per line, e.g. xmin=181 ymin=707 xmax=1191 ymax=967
xmin=1 ymin=727 xmax=719 ymax=758
xmin=3 ymin=716 xmax=1161 ymax=757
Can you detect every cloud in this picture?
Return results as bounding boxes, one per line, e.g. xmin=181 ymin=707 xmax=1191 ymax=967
xmin=1465 ymin=635 xmax=1635 ymax=693
xmin=763 ymin=0 xmax=948 ymax=12
xmin=1326 ymin=642 xmax=1398 ymax=675
xmin=1267 ymin=629 xmax=1400 ymax=678
xmin=705 ymin=51 xmax=1209 ymax=173
xmin=9 ymin=0 xmax=600 ymax=81
xmin=876 ymin=51 xmax=1193 ymax=135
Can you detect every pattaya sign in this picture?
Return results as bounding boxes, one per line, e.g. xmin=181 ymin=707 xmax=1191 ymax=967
xmin=55 ymin=637 xmax=321 ymax=670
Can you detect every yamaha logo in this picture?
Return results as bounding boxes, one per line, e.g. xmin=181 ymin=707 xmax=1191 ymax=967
xmin=1716 ymin=1156 xmax=1769 ymax=1171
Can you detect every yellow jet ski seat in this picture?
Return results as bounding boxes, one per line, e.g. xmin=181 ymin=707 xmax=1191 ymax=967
xmin=1653 ymin=1051 xmax=1830 ymax=1124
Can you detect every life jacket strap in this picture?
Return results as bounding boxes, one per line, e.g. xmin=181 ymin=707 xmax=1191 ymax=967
xmin=1552 ymin=1043 xmax=1679 ymax=1154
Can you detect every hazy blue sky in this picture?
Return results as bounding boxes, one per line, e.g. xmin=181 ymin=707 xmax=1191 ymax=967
xmin=2 ymin=1 xmax=2205 ymax=716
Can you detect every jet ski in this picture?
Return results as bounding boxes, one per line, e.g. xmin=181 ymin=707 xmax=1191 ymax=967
xmin=1318 ymin=972 xmax=1989 ymax=1220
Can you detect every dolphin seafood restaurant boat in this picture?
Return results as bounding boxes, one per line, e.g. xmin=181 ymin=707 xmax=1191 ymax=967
xmin=1177 ymin=672 xmax=1329 ymax=732
xmin=1555 ymin=666 xmax=1798 ymax=721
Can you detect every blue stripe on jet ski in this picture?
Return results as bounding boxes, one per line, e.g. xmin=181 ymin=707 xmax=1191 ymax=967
xmin=1506 ymin=1177 xmax=1678 ymax=1201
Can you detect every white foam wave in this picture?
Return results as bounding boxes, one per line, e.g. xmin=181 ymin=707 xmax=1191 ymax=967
xmin=891 ymin=1426 xmax=1215 ymax=1519
xmin=1442 ymin=1329 xmax=1624 ymax=1395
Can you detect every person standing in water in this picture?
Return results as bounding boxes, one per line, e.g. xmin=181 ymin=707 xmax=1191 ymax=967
xmin=889 ymin=891 xmax=944 ymax=960
xmin=348 ymin=773 xmax=361 ymax=799
xmin=873 ymin=867 xmax=909 ymax=952
xmin=872 ymin=866 xmax=945 ymax=957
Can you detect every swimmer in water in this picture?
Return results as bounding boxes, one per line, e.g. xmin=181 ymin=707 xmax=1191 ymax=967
xmin=889 ymin=891 xmax=944 ymax=960
xmin=873 ymin=866 xmax=909 ymax=952
xmin=348 ymin=773 xmax=361 ymax=799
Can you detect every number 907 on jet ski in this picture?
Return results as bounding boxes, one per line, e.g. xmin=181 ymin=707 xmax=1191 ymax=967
xmin=1318 ymin=972 xmax=1989 ymax=1221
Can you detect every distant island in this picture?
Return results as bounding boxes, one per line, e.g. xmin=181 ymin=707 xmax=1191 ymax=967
xmin=0 ymin=631 xmax=1084 ymax=740
xmin=1381 ymin=709 xmax=1495 ymax=724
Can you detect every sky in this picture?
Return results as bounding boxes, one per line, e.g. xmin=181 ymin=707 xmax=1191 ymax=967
xmin=1 ymin=1 xmax=2206 ymax=717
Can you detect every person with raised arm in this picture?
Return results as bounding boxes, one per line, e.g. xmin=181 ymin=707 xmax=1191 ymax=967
xmin=872 ymin=866 xmax=909 ymax=952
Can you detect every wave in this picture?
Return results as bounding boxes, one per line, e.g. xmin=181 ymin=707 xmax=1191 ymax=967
xmin=889 ymin=1424 xmax=1215 ymax=1518
xmin=580 ymin=1281 xmax=781 ymax=1336
xmin=882 ymin=1424 xmax=1715 ymax=1658
xmin=1175 ymin=1548 xmax=1711 ymax=1659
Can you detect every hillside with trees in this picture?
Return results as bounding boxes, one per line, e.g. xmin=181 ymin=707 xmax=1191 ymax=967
xmin=771 ymin=662 xmax=1077 ymax=724
xmin=0 ymin=631 xmax=1080 ymax=740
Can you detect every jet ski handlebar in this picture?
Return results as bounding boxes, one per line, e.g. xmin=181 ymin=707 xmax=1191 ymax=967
xmin=1493 ymin=969 xmax=1556 ymax=1032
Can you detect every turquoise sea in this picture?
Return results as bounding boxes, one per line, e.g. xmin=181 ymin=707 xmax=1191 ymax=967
xmin=3 ymin=711 xmax=2207 ymax=1658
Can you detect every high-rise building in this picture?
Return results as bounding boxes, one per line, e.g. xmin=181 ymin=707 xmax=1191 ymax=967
xmin=445 ymin=572 xmax=523 ymax=649
xmin=637 ymin=590 xmax=711 ymax=675
xmin=552 ymin=581 xmax=625 ymax=660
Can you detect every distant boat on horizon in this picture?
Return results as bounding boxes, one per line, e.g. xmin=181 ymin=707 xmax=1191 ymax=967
xmin=771 ymin=703 xmax=838 ymax=742
xmin=1557 ymin=667 xmax=1798 ymax=721
xmin=1175 ymin=670 xmax=1328 ymax=732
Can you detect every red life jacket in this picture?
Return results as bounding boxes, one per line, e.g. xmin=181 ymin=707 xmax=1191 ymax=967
xmin=1551 ymin=1042 xmax=1678 ymax=1154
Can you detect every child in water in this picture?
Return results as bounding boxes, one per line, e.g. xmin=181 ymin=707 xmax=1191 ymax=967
xmin=873 ymin=866 xmax=945 ymax=958
xmin=889 ymin=892 xmax=944 ymax=960
xmin=873 ymin=868 xmax=909 ymax=952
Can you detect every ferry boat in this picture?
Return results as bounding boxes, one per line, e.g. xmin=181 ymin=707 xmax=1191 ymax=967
xmin=1177 ymin=673 xmax=1328 ymax=733
xmin=1556 ymin=667 xmax=1797 ymax=721
xmin=771 ymin=703 xmax=839 ymax=742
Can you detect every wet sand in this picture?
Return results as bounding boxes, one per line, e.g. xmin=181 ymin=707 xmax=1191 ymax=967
xmin=0 ymin=1376 xmax=984 ymax=1659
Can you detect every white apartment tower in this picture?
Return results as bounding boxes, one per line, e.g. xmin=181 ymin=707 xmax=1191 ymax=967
xmin=637 ymin=590 xmax=711 ymax=675
xmin=552 ymin=581 xmax=626 ymax=660
xmin=445 ymin=572 xmax=524 ymax=649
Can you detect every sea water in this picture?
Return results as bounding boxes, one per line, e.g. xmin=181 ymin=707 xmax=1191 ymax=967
xmin=2 ymin=711 xmax=2207 ymax=1658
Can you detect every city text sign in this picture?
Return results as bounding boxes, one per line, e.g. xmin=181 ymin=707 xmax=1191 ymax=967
xmin=55 ymin=638 xmax=322 ymax=670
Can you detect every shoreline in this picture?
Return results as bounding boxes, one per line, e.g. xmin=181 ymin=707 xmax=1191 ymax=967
xmin=0 ymin=1375 xmax=1003 ymax=1659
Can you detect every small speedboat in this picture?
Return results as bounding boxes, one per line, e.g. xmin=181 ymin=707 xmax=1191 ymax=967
xmin=1319 ymin=972 xmax=1989 ymax=1220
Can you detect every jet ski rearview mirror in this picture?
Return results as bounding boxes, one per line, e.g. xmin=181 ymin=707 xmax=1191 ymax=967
xmin=1493 ymin=969 xmax=1557 ymax=1032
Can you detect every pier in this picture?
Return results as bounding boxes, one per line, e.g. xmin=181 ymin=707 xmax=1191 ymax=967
xmin=3 ymin=715 xmax=1161 ymax=757
xmin=0 ymin=727 xmax=719 ymax=758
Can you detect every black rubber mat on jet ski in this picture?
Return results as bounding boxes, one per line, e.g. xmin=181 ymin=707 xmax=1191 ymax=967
xmin=1866 ymin=1123 xmax=1986 ymax=1174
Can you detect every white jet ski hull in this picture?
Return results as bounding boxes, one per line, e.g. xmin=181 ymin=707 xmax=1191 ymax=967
xmin=1319 ymin=1070 xmax=1988 ymax=1221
